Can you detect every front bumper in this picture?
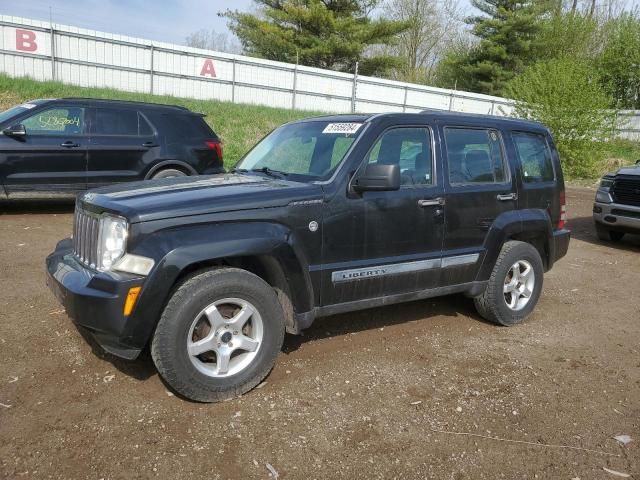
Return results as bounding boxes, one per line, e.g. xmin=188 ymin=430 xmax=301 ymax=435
xmin=46 ymin=238 xmax=147 ymax=359
xmin=593 ymin=201 xmax=640 ymax=233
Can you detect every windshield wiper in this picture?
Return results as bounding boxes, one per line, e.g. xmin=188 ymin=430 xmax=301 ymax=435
xmin=248 ymin=167 xmax=288 ymax=178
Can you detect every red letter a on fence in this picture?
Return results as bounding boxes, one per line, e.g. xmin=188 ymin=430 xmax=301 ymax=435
xmin=200 ymin=59 xmax=216 ymax=78
xmin=16 ymin=29 xmax=38 ymax=52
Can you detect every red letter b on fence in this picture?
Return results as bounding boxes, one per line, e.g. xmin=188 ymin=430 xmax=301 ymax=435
xmin=16 ymin=29 xmax=38 ymax=52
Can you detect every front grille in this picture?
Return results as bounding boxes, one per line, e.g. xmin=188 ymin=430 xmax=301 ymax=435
xmin=612 ymin=177 xmax=640 ymax=207
xmin=611 ymin=208 xmax=640 ymax=220
xmin=73 ymin=209 xmax=100 ymax=268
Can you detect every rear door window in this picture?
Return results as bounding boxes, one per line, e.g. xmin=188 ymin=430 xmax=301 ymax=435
xmin=512 ymin=131 xmax=554 ymax=183
xmin=92 ymin=108 xmax=147 ymax=136
xmin=444 ymin=127 xmax=507 ymax=185
xmin=22 ymin=107 xmax=86 ymax=135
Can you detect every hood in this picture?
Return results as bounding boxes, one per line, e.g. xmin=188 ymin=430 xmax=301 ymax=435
xmin=79 ymin=173 xmax=324 ymax=223
xmin=615 ymin=164 xmax=640 ymax=177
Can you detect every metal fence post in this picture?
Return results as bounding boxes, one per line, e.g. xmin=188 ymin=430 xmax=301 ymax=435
xmin=49 ymin=22 xmax=56 ymax=81
xmin=490 ymin=101 xmax=495 ymax=115
xmin=351 ymin=61 xmax=359 ymax=113
xmin=448 ymin=91 xmax=454 ymax=111
xmin=149 ymin=44 xmax=154 ymax=95
xmin=402 ymin=86 xmax=408 ymax=112
xmin=232 ymin=57 xmax=237 ymax=104
xmin=292 ymin=61 xmax=298 ymax=110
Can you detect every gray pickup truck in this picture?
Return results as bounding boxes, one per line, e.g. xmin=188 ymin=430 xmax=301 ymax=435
xmin=593 ymin=161 xmax=640 ymax=241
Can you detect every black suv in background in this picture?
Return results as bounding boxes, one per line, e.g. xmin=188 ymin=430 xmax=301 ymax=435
xmin=47 ymin=111 xmax=570 ymax=402
xmin=593 ymin=161 xmax=640 ymax=241
xmin=0 ymin=98 xmax=223 ymax=199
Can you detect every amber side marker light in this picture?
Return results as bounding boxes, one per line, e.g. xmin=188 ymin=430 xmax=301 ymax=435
xmin=124 ymin=287 xmax=142 ymax=316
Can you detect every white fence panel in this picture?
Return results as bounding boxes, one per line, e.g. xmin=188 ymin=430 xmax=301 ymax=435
xmin=0 ymin=14 xmax=637 ymax=139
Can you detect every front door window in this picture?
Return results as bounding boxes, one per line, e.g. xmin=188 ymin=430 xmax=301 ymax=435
xmin=22 ymin=107 xmax=86 ymax=136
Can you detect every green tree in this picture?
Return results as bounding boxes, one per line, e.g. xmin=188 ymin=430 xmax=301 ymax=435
xmin=224 ymin=0 xmax=410 ymax=76
xmin=439 ymin=0 xmax=546 ymax=95
xmin=536 ymin=12 xmax=600 ymax=61
xmin=505 ymin=58 xmax=617 ymax=178
xmin=597 ymin=14 xmax=640 ymax=109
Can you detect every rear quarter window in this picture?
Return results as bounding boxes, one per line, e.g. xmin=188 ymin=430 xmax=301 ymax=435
xmin=148 ymin=113 xmax=215 ymax=143
xmin=512 ymin=131 xmax=555 ymax=183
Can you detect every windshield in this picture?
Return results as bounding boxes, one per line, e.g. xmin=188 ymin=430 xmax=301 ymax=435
xmin=236 ymin=120 xmax=364 ymax=180
xmin=0 ymin=103 xmax=38 ymax=124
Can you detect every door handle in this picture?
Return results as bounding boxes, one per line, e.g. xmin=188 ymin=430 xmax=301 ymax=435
xmin=61 ymin=141 xmax=79 ymax=148
xmin=497 ymin=193 xmax=518 ymax=201
xmin=142 ymin=142 xmax=158 ymax=147
xmin=418 ymin=197 xmax=445 ymax=207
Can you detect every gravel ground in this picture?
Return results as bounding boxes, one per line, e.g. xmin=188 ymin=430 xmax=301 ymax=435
xmin=0 ymin=186 xmax=638 ymax=480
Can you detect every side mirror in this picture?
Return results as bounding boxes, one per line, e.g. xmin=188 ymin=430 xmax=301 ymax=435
xmin=353 ymin=163 xmax=400 ymax=192
xmin=2 ymin=124 xmax=26 ymax=137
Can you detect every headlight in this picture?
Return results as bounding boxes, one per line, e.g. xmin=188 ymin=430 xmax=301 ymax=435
xmin=97 ymin=215 xmax=128 ymax=270
xmin=600 ymin=177 xmax=614 ymax=189
xmin=595 ymin=190 xmax=613 ymax=204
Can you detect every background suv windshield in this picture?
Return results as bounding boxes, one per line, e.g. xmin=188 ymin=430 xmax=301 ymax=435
xmin=236 ymin=120 xmax=363 ymax=180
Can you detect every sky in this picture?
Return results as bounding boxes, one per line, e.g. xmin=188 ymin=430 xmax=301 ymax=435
xmin=2 ymin=0 xmax=639 ymax=47
xmin=0 ymin=0 xmax=255 ymax=45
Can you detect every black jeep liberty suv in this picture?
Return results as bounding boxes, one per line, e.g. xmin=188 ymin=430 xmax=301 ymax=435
xmin=46 ymin=111 xmax=570 ymax=402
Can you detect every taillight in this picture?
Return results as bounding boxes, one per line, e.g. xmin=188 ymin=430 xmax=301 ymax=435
xmin=558 ymin=190 xmax=567 ymax=229
xmin=205 ymin=140 xmax=223 ymax=162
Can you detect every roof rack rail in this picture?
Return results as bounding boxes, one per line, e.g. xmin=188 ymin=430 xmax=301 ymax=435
xmin=59 ymin=97 xmax=190 ymax=110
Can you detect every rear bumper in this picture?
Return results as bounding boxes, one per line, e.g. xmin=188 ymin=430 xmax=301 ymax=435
xmin=46 ymin=238 xmax=147 ymax=359
xmin=551 ymin=228 xmax=570 ymax=267
xmin=593 ymin=201 xmax=640 ymax=233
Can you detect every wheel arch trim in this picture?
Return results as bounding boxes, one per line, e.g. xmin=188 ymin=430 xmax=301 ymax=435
xmin=145 ymin=160 xmax=197 ymax=179
xmin=476 ymin=209 xmax=554 ymax=281
xmin=123 ymin=221 xmax=314 ymax=348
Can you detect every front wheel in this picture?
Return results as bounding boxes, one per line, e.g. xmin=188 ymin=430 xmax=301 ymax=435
xmin=474 ymin=241 xmax=544 ymax=326
xmin=151 ymin=267 xmax=285 ymax=402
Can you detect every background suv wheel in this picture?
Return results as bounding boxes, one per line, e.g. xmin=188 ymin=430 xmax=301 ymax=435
xmin=151 ymin=168 xmax=187 ymax=179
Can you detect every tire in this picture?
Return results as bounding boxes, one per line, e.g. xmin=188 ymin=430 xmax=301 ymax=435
xmin=474 ymin=240 xmax=544 ymax=326
xmin=595 ymin=223 xmax=624 ymax=242
xmin=151 ymin=168 xmax=187 ymax=180
xmin=151 ymin=267 xmax=285 ymax=402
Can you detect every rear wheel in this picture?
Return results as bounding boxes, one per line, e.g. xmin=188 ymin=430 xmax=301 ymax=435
xmin=595 ymin=223 xmax=625 ymax=242
xmin=151 ymin=168 xmax=187 ymax=180
xmin=474 ymin=241 xmax=544 ymax=326
xmin=151 ymin=267 xmax=285 ymax=402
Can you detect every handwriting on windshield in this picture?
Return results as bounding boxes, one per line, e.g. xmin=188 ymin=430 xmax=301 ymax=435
xmin=37 ymin=115 xmax=81 ymax=129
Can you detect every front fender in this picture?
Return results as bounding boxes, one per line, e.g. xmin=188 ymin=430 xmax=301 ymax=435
xmin=124 ymin=221 xmax=314 ymax=349
xmin=476 ymin=209 xmax=553 ymax=281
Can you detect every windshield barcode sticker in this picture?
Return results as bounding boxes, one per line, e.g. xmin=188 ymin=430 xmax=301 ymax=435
xmin=322 ymin=123 xmax=362 ymax=134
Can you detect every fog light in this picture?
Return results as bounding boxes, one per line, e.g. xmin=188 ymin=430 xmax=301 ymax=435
xmin=123 ymin=286 xmax=141 ymax=316
xmin=113 ymin=254 xmax=155 ymax=276
xmin=593 ymin=205 xmax=602 ymax=213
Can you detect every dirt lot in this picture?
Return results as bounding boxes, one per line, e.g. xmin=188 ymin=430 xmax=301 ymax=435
xmin=0 ymin=186 xmax=638 ymax=480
